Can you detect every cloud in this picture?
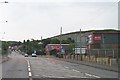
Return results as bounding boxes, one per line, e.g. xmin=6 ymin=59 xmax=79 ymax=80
xmin=0 ymin=1 xmax=118 ymax=41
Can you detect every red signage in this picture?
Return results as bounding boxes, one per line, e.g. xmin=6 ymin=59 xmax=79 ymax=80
xmin=54 ymin=45 xmax=60 ymax=50
xmin=51 ymin=45 xmax=60 ymax=50
xmin=94 ymin=36 xmax=101 ymax=40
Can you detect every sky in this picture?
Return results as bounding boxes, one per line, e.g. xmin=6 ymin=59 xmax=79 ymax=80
xmin=0 ymin=0 xmax=119 ymax=41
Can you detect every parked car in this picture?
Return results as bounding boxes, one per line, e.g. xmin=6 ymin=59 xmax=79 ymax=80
xmin=32 ymin=53 xmax=37 ymax=57
xmin=24 ymin=53 xmax=28 ymax=57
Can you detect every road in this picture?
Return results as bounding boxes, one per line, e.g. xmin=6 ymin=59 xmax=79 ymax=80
xmin=1 ymin=52 xmax=119 ymax=80
xmin=2 ymin=52 xmax=28 ymax=79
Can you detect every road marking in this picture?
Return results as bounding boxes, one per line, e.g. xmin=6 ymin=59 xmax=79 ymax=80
xmin=92 ymin=75 xmax=101 ymax=78
xmin=27 ymin=61 xmax=30 ymax=67
xmin=85 ymin=73 xmax=100 ymax=78
xmin=72 ymin=69 xmax=80 ymax=73
xmin=28 ymin=66 xmax=30 ymax=68
xmin=28 ymin=67 xmax=31 ymax=72
xmin=85 ymin=73 xmax=92 ymax=77
xmin=27 ymin=60 xmax=33 ymax=80
xmin=29 ymin=72 xmax=32 ymax=77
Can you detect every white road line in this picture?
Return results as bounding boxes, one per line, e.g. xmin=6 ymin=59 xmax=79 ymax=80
xmin=28 ymin=62 xmax=30 ymax=66
xmin=26 ymin=60 xmax=30 ymax=67
xmin=85 ymin=73 xmax=100 ymax=78
xmin=92 ymin=75 xmax=101 ymax=78
xmin=28 ymin=65 xmax=30 ymax=68
xmin=28 ymin=67 xmax=31 ymax=72
xmin=85 ymin=73 xmax=92 ymax=77
xmin=72 ymin=69 xmax=80 ymax=73
xmin=29 ymin=72 xmax=32 ymax=77
xmin=27 ymin=60 xmax=33 ymax=79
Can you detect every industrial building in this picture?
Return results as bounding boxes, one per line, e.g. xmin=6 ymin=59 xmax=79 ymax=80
xmin=51 ymin=29 xmax=120 ymax=49
xmin=45 ymin=44 xmax=69 ymax=55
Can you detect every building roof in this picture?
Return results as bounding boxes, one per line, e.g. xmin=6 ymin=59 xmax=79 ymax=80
xmin=50 ymin=29 xmax=119 ymax=39
xmin=47 ymin=44 xmax=69 ymax=46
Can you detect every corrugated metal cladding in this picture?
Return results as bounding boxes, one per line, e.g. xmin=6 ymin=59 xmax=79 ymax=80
xmin=87 ymin=33 xmax=119 ymax=49
xmin=93 ymin=33 xmax=118 ymax=44
xmin=51 ymin=30 xmax=120 ymax=49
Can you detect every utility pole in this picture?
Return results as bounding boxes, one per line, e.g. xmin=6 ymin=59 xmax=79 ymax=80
xmin=75 ymin=34 xmax=77 ymax=54
xmin=0 ymin=1 xmax=8 ymax=23
xmin=80 ymin=29 xmax=82 ymax=61
xmin=60 ymin=27 xmax=62 ymax=56
xmin=41 ymin=36 xmax=42 ymax=50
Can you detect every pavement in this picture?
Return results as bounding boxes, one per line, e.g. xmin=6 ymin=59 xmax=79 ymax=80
xmin=32 ymin=55 xmax=118 ymax=78
xmin=49 ymin=56 xmax=119 ymax=73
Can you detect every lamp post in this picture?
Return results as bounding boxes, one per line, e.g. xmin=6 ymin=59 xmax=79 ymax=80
xmin=0 ymin=21 xmax=8 ymax=23
xmin=0 ymin=2 xmax=8 ymax=80
xmin=38 ymin=42 xmax=42 ymax=50
xmin=38 ymin=36 xmax=43 ymax=54
xmin=0 ymin=32 xmax=5 ymax=41
xmin=0 ymin=1 xmax=8 ymax=3
xmin=38 ymin=42 xmax=43 ymax=55
xmin=0 ymin=1 xmax=8 ymax=23
xmin=74 ymin=33 xmax=77 ymax=55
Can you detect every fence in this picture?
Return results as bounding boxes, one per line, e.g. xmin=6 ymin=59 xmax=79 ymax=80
xmin=63 ymin=48 xmax=119 ymax=66
xmin=86 ymin=49 xmax=119 ymax=58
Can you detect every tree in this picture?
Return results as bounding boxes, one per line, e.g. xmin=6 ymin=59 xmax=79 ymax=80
xmin=67 ymin=43 xmax=75 ymax=55
xmin=42 ymin=38 xmax=51 ymax=48
xmin=50 ymin=39 xmax=60 ymax=44
xmin=61 ymin=38 xmax=74 ymax=44
xmin=1 ymin=41 xmax=10 ymax=55
xmin=23 ymin=40 xmax=26 ymax=43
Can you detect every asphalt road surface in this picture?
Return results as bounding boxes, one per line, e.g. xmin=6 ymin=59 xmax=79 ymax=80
xmin=1 ymin=52 xmax=119 ymax=80
xmin=2 ymin=52 xmax=28 ymax=79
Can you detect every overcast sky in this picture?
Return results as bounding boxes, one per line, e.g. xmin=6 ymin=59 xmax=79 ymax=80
xmin=0 ymin=0 xmax=119 ymax=41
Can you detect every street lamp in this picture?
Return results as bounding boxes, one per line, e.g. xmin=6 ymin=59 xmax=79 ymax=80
xmin=0 ymin=1 xmax=8 ymax=3
xmin=0 ymin=1 xmax=8 ymax=22
xmin=0 ymin=32 xmax=5 ymax=41
xmin=38 ymin=42 xmax=43 ymax=49
xmin=4 ymin=1 xmax=8 ymax=3
xmin=38 ymin=36 xmax=43 ymax=48
xmin=0 ymin=1 xmax=8 ymax=23
xmin=0 ymin=21 xmax=8 ymax=23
